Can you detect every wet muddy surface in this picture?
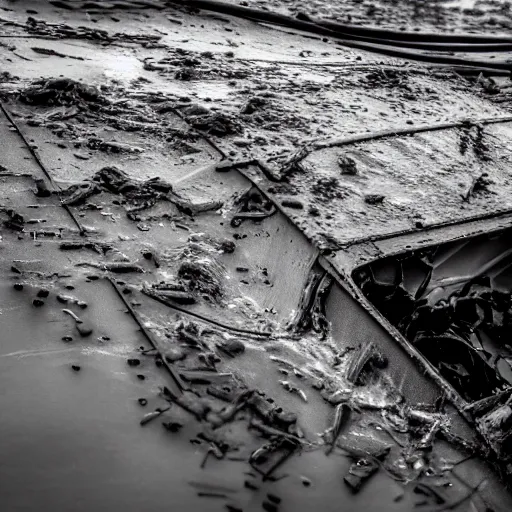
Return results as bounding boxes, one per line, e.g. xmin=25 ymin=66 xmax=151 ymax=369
xmin=2 ymin=1 xmax=512 ymax=511
xmin=0 ymin=279 xmax=224 ymax=512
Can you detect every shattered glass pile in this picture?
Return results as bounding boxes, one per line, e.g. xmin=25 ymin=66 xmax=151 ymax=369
xmin=355 ymin=228 xmax=512 ymax=459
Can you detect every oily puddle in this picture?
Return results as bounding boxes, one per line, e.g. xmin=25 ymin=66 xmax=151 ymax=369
xmin=0 ymin=278 xmax=226 ymax=512
xmin=353 ymin=227 xmax=512 ymax=405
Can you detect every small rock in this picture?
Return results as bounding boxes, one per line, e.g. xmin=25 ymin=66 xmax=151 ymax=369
xmin=338 ymin=154 xmax=358 ymax=175
xmin=241 ymin=97 xmax=266 ymax=115
xmin=300 ymin=476 xmax=311 ymax=487
xmin=262 ymin=502 xmax=278 ymax=512
xmin=137 ymin=374 xmax=146 ymax=380
xmin=138 ymin=398 xmax=148 ymax=406
xmin=164 ymin=347 xmax=187 ymax=362
xmin=74 ymin=152 xmax=91 ymax=160
xmin=233 ymin=138 xmax=251 ymax=147
xmin=215 ymin=160 xmax=234 ymax=173
xmin=220 ymin=339 xmax=245 ymax=355
xmin=364 ymin=194 xmax=385 ymax=205
xmin=76 ymin=323 xmax=93 ymax=337
xmin=281 ymin=199 xmax=304 ymax=209
xmin=162 ymin=421 xmax=183 ymax=432
xmin=13 ymin=283 xmax=24 ymax=291
xmin=181 ymin=103 xmax=210 ymax=116
xmin=220 ymin=240 xmax=236 ymax=253
xmin=71 ymin=365 xmax=81 ymax=372
xmin=267 ymin=494 xmax=281 ymax=504
xmin=62 ymin=335 xmax=73 ymax=342
xmin=37 ymin=288 xmax=50 ymax=298
xmin=33 ymin=299 xmax=45 ymax=307
xmin=127 ymin=358 xmax=141 ymax=367
xmin=77 ymin=301 xmax=88 ymax=309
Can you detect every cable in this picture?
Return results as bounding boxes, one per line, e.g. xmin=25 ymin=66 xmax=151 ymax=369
xmin=141 ymin=287 xmax=272 ymax=338
xmin=316 ymin=115 xmax=512 ymax=151
xmin=179 ymin=0 xmax=512 ymax=44
xmin=291 ymin=114 xmax=512 ymax=164
xmin=173 ymin=0 xmax=512 ymax=72
xmin=317 ymin=18 xmax=512 ymax=44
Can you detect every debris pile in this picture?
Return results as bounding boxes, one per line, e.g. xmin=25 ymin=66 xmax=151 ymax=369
xmin=230 ymin=188 xmax=276 ymax=227
xmin=364 ymin=69 xmax=410 ymax=91
xmin=185 ymin=111 xmax=241 ymax=137
xmin=19 ymin=78 xmax=103 ymax=107
xmin=25 ymin=16 xmax=162 ymax=45
xmin=61 ymin=166 xmax=219 ymax=217
xmin=311 ymin=177 xmax=347 ymax=204
xmin=355 ymin=229 xmax=512 ymax=465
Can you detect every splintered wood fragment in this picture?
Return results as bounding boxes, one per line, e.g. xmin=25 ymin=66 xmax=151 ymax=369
xmin=346 ymin=342 xmax=386 ymax=385
xmin=325 ymin=403 xmax=351 ymax=455
xmin=62 ymin=308 xmax=82 ymax=323
xmin=140 ymin=406 xmax=171 ymax=426
xmin=263 ymin=439 xmax=300 ymax=481
xmin=197 ymin=492 xmax=228 ymax=498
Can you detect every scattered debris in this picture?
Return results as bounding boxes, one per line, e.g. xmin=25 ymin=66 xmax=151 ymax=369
xmin=20 ymin=78 xmax=102 ymax=106
xmin=311 ymin=177 xmax=346 ymax=204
